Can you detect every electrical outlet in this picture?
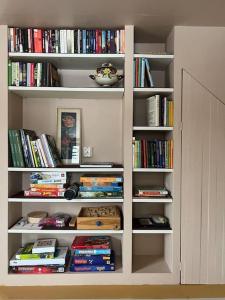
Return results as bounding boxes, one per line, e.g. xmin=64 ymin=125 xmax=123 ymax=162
xmin=83 ymin=146 xmax=92 ymax=158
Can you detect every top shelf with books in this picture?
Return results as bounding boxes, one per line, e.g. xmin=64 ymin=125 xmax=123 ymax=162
xmin=8 ymin=53 xmax=125 ymax=70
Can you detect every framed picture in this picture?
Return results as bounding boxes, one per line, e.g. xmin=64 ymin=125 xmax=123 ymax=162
xmin=57 ymin=108 xmax=81 ymax=165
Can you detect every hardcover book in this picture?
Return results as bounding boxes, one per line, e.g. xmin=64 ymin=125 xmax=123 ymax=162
xmin=71 ymin=236 xmax=111 ymax=250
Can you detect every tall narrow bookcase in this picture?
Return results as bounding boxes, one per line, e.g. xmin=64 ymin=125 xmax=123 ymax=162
xmin=0 ymin=25 xmax=180 ymax=285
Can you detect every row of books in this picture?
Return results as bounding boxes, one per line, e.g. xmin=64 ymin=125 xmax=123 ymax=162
xmin=147 ymin=95 xmax=174 ymax=127
xmin=134 ymin=58 xmax=154 ymax=88
xmin=10 ymin=236 xmax=115 ymax=273
xmin=8 ymin=28 xmax=125 ymax=54
xmin=8 ymin=129 xmax=61 ymax=168
xmin=24 ymin=172 xmax=67 ymax=197
xmin=8 ymin=61 xmax=60 ymax=87
xmin=79 ymin=175 xmax=123 ymax=198
xmin=133 ymin=138 xmax=173 ymax=169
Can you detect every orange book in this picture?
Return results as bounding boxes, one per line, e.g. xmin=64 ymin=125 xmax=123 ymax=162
xmin=33 ymin=29 xmax=42 ymax=53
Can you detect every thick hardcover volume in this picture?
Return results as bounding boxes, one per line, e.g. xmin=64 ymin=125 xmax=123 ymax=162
xmin=11 ymin=265 xmax=65 ymax=274
xmin=73 ymin=253 xmax=113 ymax=265
xmin=71 ymin=236 xmax=111 ymax=250
xmin=32 ymin=238 xmax=56 ymax=254
xmin=70 ymin=264 xmax=115 ymax=272
xmin=15 ymin=243 xmax=54 ymax=260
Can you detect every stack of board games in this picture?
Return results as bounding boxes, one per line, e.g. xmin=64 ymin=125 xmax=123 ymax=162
xmin=10 ymin=238 xmax=69 ymax=274
xmin=24 ymin=171 xmax=67 ymax=197
xmin=79 ymin=174 xmax=123 ymax=198
xmin=70 ymin=236 xmax=115 ymax=272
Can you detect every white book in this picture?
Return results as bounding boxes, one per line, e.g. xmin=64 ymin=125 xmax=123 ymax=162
xmin=64 ymin=30 xmax=67 ymax=54
xmin=60 ymin=30 xmax=64 ymax=53
xmin=37 ymin=139 xmax=48 ymax=167
xmin=77 ymin=29 xmax=81 ymax=53
xmin=10 ymin=247 xmax=68 ymax=266
xmin=71 ymin=29 xmax=74 ymax=53
xmin=36 ymin=139 xmax=45 ymax=167
xmin=146 ymin=95 xmax=160 ymax=126
xmin=163 ymin=97 xmax=167 ymax=126
xmin=66 ymin=30 xmax=71 ymax=53
xmin=32 ymin=238 xmax=57 ymax=254
xmin=116 ymin=30 xmax=120 ymax=54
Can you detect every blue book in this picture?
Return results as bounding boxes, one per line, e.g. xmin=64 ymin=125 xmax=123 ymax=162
xmin=102 ymin=30 xmax=106 ymax=53
xmin=82 ymin=30 xmax=86 ymax=54
xmin=141 ymin=58 xmax=145 ymax=87
xmin=74 ymin=249 xmax=111 ymax=255
xmin=79 ymin=186 xmax=122 ymax=192
xmin=70 ymin=263 xmax=115 ymax=272
xmin=145 ymin=58 xmax=154 ymax=87
xmin=73 ymin=251 xmax=114 ymax=265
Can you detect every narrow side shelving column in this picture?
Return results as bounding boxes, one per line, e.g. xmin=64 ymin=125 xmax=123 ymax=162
xmin=0 ymin=25 xmax=9 ymax=283
xmin=123 ymin=25 xmax=134 ymax=274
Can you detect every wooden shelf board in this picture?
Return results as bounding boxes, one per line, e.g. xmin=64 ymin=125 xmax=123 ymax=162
xmin=134 ymin=54 xmax=174 ymax=70
xmin=8 ymin=87 xmax=124 ymax=99
xmin=132 ymin=197 xmax=172 ymax=203
xmin=8 ymin=53 xmax=125 ymax=69
xmin=133 ymin=88 xmax=174 ymax=97
xmin=133 ymin=126 xmax=173 ymax=131
xmin=132 ymin=229 xmax=173 ymax=234
xmin=132 ymin=255 xmax=171 ymax=273
xmin=8 ymin=229 xmax=124 ymax=234
xmin=133 ymin=168 xmax=173 ymax=173
xmin=8 ymin=197 xmax=124 ymax=203
xmin=8 ymin=167 xmax=124 ymax=172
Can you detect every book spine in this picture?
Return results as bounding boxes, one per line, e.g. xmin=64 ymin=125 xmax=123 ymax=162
xmin=70 ymin=264 xmax=115 ymax=272
xmin=26 ymin=135 xmax=35 ymax=167
xmin=24 ymin=190 xmax=64 ymax=197
xmin=80 ymin=177 xmax=123 ymax=183
xmin=40 ymin=134 xmax=54 ymax=167
xmin=73 ymin=255 xmax=111 ymax=265
xmin=74 ymin=249 xmax=111 ymax=255
xmin=79 ymin=186 xmax=122 ymax=192
xmin=14 ymin=130 xmax=25 ymax=167
xmin=8 ymin=129 xmax=18 ymax=167
xmin=8 ymin=60 xmax=12 ymax=86
xmin=11 ymin=265 xmax=65 ymax=274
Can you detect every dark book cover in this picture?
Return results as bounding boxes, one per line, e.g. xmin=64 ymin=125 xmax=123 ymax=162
xmin=73 ymin=252 xmax=113 ymax=265
xmin=71 ymin=236 xmax=111 ymax=250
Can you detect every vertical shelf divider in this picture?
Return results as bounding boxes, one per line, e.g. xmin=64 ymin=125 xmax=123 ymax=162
xmin=123 ymin=25 xmax=134 ymax=274
xmin=0 ymin=25 xmax=9 ymax=283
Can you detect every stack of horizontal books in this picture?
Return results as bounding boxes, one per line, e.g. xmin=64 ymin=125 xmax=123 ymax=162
xmin=10 ymin=239 xmax=69 ymax=274
xmin=8 ymin=129 xmax=61 ymax=168
xmin=70 ymin=236 xmax=115 ymax=272
xmin=79 ymin=174 xmax=123 ymax=198
xmin=24 ymin=171 xmax=67 ymax=197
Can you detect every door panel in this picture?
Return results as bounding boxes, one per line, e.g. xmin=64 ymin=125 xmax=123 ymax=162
xmin=181 ymin=71 xmax=225 ymax=284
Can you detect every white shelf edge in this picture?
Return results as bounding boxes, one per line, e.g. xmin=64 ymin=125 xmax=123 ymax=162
xmin=132 ymin=198 xmax=173 ymax=203
xmin=8 ymin=229 xmax=124 ymax=234
xmin=9 ymin=53 xmax=125 ymax=58
xmin=134 ymin=54 xmax=174 ymax=59
xmin=133 ymin=168 xmax=173 ymax=173
xmin=8 ymin=198 xmax=124 ymax=203
xmin=133 ymin=88 xmax=174 ymax=92
xmin=8 ymin=86 xmax=124 ymax=93
xmin=8 ymin=167 xmax=124 ymax=172
xmin=132 ymin=230 xmax=173 ymax=234
xmin=133 ymin=126 xmax=173 ymax=131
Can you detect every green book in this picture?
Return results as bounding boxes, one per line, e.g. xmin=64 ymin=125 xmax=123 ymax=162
xmin=15 ymin=243 xmax=55 ymax=260
xmin=13 ymin=130 xmax=25 ymax=167
xmin=8 ymin=60 xmax=12 ymax=86
xmin=8 ymin=129 xmax=18 ymax=167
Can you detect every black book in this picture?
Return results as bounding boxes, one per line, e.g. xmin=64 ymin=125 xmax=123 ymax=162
xmin=74 ymin=30 xmax=78 ymax=53
xmin=22 ymin=28 xmax=29 ymax=52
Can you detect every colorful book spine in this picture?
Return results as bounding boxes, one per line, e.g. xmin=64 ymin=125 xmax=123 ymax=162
xmin=73 ymin=254 xmax=112 ymax=265
xmin=74 ymin=249 xmax=111 ymax=255
xmin=11 ymin=265 xmax=65 ymax=274
xmin=79 ymin=186 xmax=122 ymax=192
xmin=70 ymin=264 xmax=115 ymax=272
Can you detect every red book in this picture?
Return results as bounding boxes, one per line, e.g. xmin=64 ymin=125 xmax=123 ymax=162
xmin=11 ymin=265 xmax=65 ymax=274
xmin=71 ymin=236 xmax=111 ymax=250
xmin=96 ymin=30 xmax=99 ymax=54
xmin=98 ymin=30 xmax=102 ymax=53
xmin=30 ymin=63 xmax=35 ymax=86
xmin=33 ymin=29 xmax=42 ymax=53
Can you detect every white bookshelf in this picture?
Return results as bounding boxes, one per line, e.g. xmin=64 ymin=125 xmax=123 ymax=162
xmin=9 ymin=53 xmax=125 ymax=69
xmin=9 ymin=86 xmax=124 ymax=99
xmin=8 ymin=197 xmax=124 ymax=203
xmin=8 ymin=229 xmax=124 ymax=234
xmin=8 ymin=167 xmax=124 ymax=172
xmin=133 ymin=168 xmax=173 ymax=173
xmin=133 ymin=88 xmax=174 ymax=97
xmin=132 ymin=230 xmax=173 ymax=234
xmin=133 ymin=126 xmax=173 ymax=131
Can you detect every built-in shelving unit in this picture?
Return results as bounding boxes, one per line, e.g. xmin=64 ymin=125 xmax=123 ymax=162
xmin=0 ymin=24 xmax=180 ymax=286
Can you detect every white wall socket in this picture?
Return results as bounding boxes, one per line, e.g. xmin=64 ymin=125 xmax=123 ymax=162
xmin=83 ymin=146 xmax=93 ymax=158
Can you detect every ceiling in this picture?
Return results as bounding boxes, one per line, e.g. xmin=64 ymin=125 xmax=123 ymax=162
xmin=1 ymin=0 xmax=225 ymax=42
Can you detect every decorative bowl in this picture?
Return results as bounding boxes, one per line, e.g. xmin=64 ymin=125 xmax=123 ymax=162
xmin=89 ymin=63 xmax=124 ymax=87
